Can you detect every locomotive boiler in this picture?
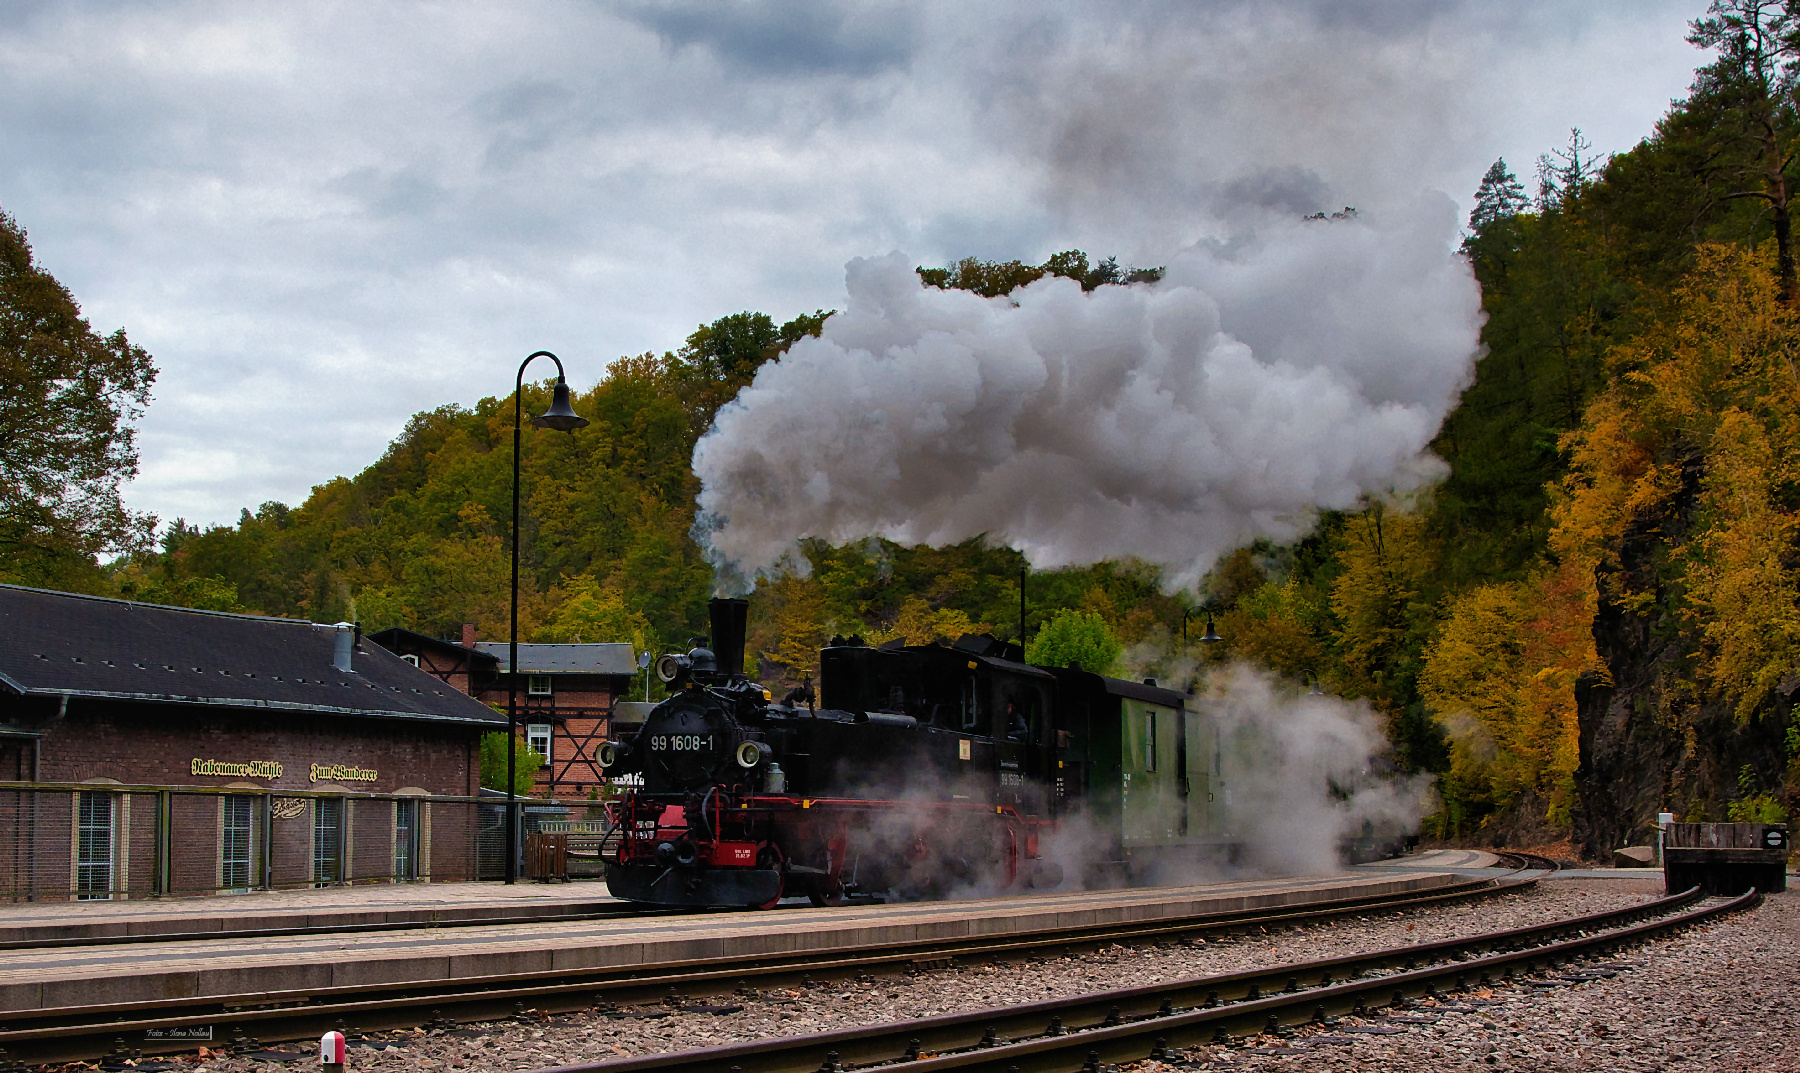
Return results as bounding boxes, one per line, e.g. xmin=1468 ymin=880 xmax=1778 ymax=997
xmin=597 ymin=597 xmax=1235 ymax=907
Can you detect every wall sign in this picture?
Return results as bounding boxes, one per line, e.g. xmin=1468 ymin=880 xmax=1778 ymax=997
xmin=192 ymin=758 xmax=283 ymax=778
xmin=309 ymin=763 xmax=378 ymax=784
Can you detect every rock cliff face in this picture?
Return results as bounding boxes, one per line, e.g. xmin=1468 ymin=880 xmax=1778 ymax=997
xmin=1573 ymin=459 xmax=1794 ymax=858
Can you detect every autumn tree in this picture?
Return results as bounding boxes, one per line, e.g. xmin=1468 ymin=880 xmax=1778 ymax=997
xmin=0 ymin=209 xmax=156 ymax=588
xmin=869 ymin=594 xmax=992 ymax=649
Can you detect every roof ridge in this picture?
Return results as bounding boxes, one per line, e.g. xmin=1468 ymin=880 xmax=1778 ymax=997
xmin=0 ymin=583 xmax=309 ymax=626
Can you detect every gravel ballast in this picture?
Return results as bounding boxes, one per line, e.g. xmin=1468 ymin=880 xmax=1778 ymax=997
xmin=71 ymin=879 xmax=1788 ymax=1073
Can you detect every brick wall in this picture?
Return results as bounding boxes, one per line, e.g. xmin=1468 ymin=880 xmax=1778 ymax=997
xmin=37 ymin=697 xmax=484 ymax=797
xmin=0 ymin=698 xmax=490 ymax=900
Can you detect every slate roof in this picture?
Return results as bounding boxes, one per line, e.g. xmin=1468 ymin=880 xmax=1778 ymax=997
xmin=473 ymin=642 xmax=637 ymax=675
xmin=368 ymin=627 xmax=499 ymax=665
xmin=0 ymin=585 xmax=505 ymax=726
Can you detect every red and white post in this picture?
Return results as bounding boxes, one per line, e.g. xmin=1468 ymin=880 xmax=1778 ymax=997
xmin=320 ymin=1031 xmax=346 ymax=1073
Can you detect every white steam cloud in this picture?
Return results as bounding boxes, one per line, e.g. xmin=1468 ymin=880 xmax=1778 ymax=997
xmin=694 ymin=195 xmax=1481 ymax=591
xmin=1030 ymin=663 xmax=1435 ymax=894
xmin=1201 ymin=664 xmax=1434 ymax=877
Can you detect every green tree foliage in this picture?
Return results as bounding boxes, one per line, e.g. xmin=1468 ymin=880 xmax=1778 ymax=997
xmin=917 ymin=250 xmax=1163 ymax=297
xmin=1025 ymin=608 xmax=1123 ymax=675
xmin=134 ymin=312 xmax=821 ymax=648
xmin=478 ymin=732 xmax=546 ymax=795
xmin=0 ymin=209 xmax=156 ymax=589
xmin=1685 ymin=0 xmax=1800 ymax=297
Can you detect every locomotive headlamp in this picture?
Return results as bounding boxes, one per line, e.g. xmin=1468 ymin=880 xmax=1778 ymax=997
xmin=655 ymin=653 xmax=691 ymax=684
xmin=735 ymin=740 xmax=771 ymax=769
xmin=597 ymin=741 xmax=628 ymax=769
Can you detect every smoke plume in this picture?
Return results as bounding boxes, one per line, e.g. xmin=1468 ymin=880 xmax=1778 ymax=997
xmin=1198 ymin=663 xmax=1434 ymax=877
xmin=694 ymin=196 xmax=1481 ymax=592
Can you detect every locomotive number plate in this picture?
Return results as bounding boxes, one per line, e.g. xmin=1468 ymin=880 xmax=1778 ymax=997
xmin=649 ymin=734 xmax=716 ymax=752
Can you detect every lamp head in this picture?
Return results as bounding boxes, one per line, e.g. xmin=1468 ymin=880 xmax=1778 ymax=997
xmin=532 ymin=379 xmax=589 ymax=432
xmin=1199 ymin=612 xmax=1222 ymax=644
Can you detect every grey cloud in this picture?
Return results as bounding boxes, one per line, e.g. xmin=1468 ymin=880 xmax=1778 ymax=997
xmin=616 ymin=0 xmax=919 ymax=77
xmin=0 ymin=0 xmax=1708 ymax=531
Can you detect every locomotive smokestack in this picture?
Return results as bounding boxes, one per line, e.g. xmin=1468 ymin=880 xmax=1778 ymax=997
xmin=709 ymin=597 xmax=749 ymax=677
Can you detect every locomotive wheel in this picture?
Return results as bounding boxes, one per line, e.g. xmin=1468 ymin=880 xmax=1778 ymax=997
xmin=806 ymin=879 xmax=847 ymax=907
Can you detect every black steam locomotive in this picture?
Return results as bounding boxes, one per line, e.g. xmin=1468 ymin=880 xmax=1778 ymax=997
xmin=598 ymin=598 xmax=1234 ymax=907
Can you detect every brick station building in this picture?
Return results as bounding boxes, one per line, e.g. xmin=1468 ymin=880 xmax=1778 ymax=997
xmin=0 ymin=584 xmax=505 ymax=900
xmin=368 ymin=626 xmax=636 ymax=799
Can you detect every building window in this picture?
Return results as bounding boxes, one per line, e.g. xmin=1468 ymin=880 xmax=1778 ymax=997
xmin=77 ymin=791 xmax=113 ymax=901
xmin=527 ymin=724 xmax=552 ymax=765
xmin=394 ymin=799 xmax=418 ymax=881
xmin=527 ymin=674 xmax=552 ymax=696
xmin=401 ymin=654 xmax=420 ymax=667
xmin=314 ymin=799 xmax=343 ymax=885
xmin=221 ymin=796 xmax=253 ymax=892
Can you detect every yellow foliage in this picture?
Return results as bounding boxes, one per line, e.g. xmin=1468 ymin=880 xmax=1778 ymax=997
xmin=751 ymin=573 xmax=830 ymax=683
xmin=1330 ymin=506 xmax=1436 ymax=702
xmin=1220 ymin=577 xmax=1327 ymax=680
xmin=1420 ymin=566 xmax=1595 ymax=822
xmin=1552 ymin=243 xmax=1800 ymax=723
xmin=1684 ymin=410 xmax=1800 ymax=720
xmin=536 ymin=573 xmax=653 ymax=650
xmin=868 ymin=594 xmax=992 ymax=648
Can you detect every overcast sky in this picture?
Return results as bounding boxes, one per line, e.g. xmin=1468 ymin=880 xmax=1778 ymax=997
xmin=1 ymin=0 xmax=1708 ymax=532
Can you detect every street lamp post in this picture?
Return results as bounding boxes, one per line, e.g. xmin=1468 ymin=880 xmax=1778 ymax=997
xmin=506 ymin=351 xmax=588 ymax=885
xmin=1181 ymin=605 xmax=1222 ymax=645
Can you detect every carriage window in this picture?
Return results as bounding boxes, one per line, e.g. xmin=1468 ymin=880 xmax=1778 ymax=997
xmin=1145 ymin=710 xmax=1158 ymax=771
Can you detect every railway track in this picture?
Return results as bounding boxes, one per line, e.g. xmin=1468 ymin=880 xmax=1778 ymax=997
xmin=0 ymin=865 xmax=1541 ymax=1064
xmin=17 ymin=852 xmax=1554 ymax=956
xmin=535 ymin=884 xmax=1760 ymax=1073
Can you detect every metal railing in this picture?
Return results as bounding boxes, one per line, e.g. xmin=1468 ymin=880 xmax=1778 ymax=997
xmin=0 ymin=781 xmax=570 ymax=901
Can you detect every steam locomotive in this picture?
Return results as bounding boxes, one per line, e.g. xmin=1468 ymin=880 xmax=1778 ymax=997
xmin=597 ymin=598 xmax=1234 ymax=907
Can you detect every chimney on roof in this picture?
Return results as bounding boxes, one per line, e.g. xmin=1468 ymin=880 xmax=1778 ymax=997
xmin=332 ymin=622 xmax=357 ymax=673
xmin=462 ymin=622 xmax=476 ymax=648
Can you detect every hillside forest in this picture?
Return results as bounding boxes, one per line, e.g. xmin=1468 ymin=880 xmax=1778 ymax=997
xmin=7 ymin=5 xmax=1800 ymax=856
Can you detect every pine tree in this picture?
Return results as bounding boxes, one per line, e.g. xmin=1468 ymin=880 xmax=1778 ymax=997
xmin=1686 ymin=0 xmax=1800 ymax=299
xmin=1468 ymin=159 xmax=1530 ymax=231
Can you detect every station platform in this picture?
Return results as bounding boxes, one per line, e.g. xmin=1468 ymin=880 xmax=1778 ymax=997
xmin=0 ymin=870 xmax=1462 ymax=1013
xmin=0 ymin=880 xmax=615 ymax=945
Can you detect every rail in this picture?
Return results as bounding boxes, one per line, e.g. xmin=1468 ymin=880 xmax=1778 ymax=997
xmin=531 ymin=885 xmax=1759 ymax=1073
xmin=0 ymin=866 xmax=1538 ymax=1063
